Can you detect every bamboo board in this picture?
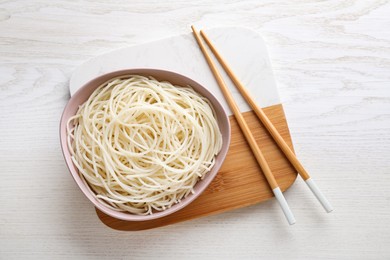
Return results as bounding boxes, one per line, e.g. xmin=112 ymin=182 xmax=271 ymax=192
xmin=96 ymin=104 xmax=297 ymax=230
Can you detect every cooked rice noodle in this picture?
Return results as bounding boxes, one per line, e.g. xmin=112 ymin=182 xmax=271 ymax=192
xmin=67 ymin=75 xmax=222 ymax=215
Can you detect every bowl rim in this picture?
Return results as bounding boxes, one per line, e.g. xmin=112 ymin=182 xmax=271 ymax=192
xmin=59 ymin=68 xmax=231 ymax=221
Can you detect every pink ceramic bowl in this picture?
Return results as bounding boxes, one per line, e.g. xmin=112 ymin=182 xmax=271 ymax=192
xmin=60 ymin=69 xmax=231 ymax=221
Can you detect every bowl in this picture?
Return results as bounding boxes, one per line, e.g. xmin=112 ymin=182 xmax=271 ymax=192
xmin=60 ymin=69 xmax=231 ymax=221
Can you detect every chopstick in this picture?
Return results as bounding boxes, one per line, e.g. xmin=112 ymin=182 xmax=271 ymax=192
xmin=191 ymin=26 xmax=296 ymax=225
xmin=198 ymin=29 xmax=333 ymax=213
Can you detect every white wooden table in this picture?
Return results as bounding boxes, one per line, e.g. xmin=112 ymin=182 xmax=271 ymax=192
xmin=1 ymin=1 xmax=389 ymax=259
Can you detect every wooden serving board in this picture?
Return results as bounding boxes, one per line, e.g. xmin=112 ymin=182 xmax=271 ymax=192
xmin=70 ymin=27 xmax=297 ymax=230
xmin=96 ymin=104 xmax=296 ymax=230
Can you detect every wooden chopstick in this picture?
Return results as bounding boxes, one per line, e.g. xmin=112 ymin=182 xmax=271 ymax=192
xmin=191 ymin=26 xmax=296 ymax=225
xmin=199 ymin=29 xmax=333 ymax=213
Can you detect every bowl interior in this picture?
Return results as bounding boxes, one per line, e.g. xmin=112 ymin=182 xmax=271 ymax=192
xmin=60 ymin=69 xmax=231 ymax=221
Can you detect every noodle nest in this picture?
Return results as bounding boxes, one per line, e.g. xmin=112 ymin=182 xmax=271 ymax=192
xmin=67 ymin=75 xmax=222 ymax=215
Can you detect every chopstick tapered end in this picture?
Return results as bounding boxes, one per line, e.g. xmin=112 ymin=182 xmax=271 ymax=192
xmin=273 ymin=187 xmax=296 ymax=225
xmin=305 ymin=178 xmax=333 ymax=213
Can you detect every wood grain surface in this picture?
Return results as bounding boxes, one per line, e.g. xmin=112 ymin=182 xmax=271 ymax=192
xmin=1 ymin=1 xmax=390 ymax=259
xmin=97 ymin=105 xmax=297 ymax=231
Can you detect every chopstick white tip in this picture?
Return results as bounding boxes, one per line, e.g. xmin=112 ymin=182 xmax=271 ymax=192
xmin=273 ymin=187 xmax=296 ymax=225
xmin=305 ymin=178 xmax=333 ymax=213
